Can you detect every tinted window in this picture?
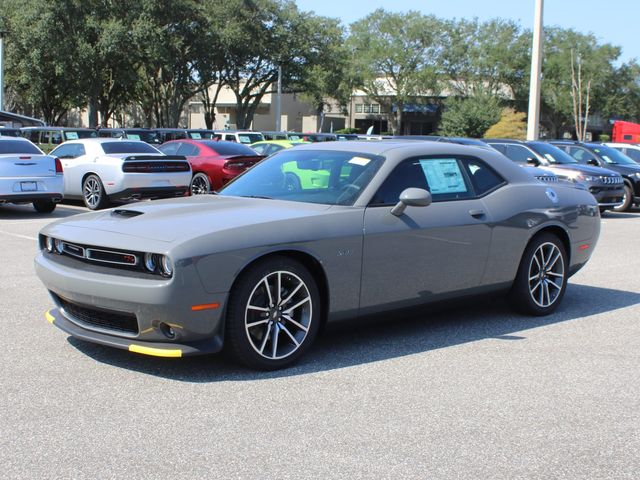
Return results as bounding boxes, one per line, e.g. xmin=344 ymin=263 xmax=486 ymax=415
xmin=488 ymin=143 xmax=507 ymax=154
xmin=0 ymin=140 xmax=42 ymax=155
xmin=158 ymin=143 xmax=180 ymax=155
xmin=101 ymin=142 xmax=161 ymax=154
xmin=73 ymin=130 xmax=98 ymax=139
xmin=528 ymin=142 xmax=578 ymax=164
xmin=591 ymin=145 xmax=637 ymax=165
xmin=125 ymin=130 xmax=160 ymax=144
xmin=622 ymin=148 xmax=640 ymax=162
xmin=505 ymin=144 xmax=535 ymax=163
xmin=252 ymin=143 xmax=269 ymax=155
xmin=176 ymin=143 xmax=199 ymax=156
xmin=371 ymin=157 xmax=475 ymax=205
xmin=224 ymin=134 xmax=237 ymax=142
xmin=568 ymin=146 xmax=597 ymax=164
xmin=237 ymin=133 xmax=264 ymax=144
xmin=201 ymin=141 xmax=260 ymax=156
xmin=465 ymin=158 xmax=505 ymax=195
xmin=51 ymin=143 xmax=85 ymax=158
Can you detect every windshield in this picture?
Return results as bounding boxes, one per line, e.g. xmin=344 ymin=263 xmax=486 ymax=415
xmin=237 ymin=133 xmax=264 ymax=144
xmin=71 ymin=130 xmax=98 ymax=139
xmin=101 ymin=141 xmax=161 ymax=154
xmin=219 ymin=149 xmax=384 ymax=206
xmin=0 ymin=140 xmax=42 ymax=155
xmin=125 ymin=130 xmax=160 ymax=144
xmin=591 ymin=145 xmax=637 ymax=165
xmin=529 ymin=142 xmax=578 ymax=164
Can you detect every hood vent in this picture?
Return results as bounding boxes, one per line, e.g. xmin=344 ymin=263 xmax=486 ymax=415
xmin=111 ymin=209 xmax=144 ymax=218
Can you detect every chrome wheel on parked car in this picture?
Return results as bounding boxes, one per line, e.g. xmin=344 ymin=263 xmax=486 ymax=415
xmin=82 ymin=174 xmax=109 ymax=210
xmin=225 ymin=256 xmax=320 ymax=370
xmin=528 ymin=242 xmax=565 ymax=308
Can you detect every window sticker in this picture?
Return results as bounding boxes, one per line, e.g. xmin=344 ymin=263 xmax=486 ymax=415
xmin=239 ymin=135 xmax=251 ymax=143
xmin=348 ymin=156 xmax=371 ymax=166
xmin=66 ymin=132 xmax=79 ymax=140
xmin=128 ymin=134 xmax=141 ymax=140
xmin=191 ymin=133 xmax=201 ymax=139
xmin=419 ymin=159 xmax=468 ymax=194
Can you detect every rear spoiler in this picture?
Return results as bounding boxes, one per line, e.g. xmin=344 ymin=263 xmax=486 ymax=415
xmin=124 ymin=155 xmax=187 ymax=161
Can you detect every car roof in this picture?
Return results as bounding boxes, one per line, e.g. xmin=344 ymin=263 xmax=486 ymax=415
xmin=0 ymin=135 xmax=32 ymax=142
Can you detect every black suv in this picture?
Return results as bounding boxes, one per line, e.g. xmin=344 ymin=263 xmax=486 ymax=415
xmin=484 ymin=139 xmax=625 ymax=211
xmin=549 ymin=141 xmax=640 ymax=212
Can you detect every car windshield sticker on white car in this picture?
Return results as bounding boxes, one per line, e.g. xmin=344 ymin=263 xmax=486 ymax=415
xmin=348 ymin=156 xmax=371 ymax=166
xmin=239 ymin=135 xmax=251 ymax=143
xmin=128 ymin=134 xmax=141 ymax=140
xmin=66 ymin=132 xmax=79 ymax=140
xmin=420 ymin=159 xmax=468 ymax=194
xmin=191 ymin=133 xmax=201 ymax=139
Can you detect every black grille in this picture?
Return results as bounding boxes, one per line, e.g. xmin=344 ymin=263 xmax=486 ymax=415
xmin=56 ymin=295 xmax=139 ymax=335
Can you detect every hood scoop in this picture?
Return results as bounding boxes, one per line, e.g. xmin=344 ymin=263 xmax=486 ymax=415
xmin=111 ymin=209 xmax=144 ymax=218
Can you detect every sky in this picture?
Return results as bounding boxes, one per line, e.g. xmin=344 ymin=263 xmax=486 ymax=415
xmin=294 ymin=0 xmax=639 ymax=63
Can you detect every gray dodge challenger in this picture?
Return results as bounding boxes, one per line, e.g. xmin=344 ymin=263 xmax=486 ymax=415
xmin=35 ymin=141 xmax=600 ymax=369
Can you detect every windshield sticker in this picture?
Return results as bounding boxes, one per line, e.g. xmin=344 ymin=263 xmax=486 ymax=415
xmin=544 ymin=153 xmax=556 ymax=162
xmin=66 ymin=132 xmax=79 ymax=140
xmin=239 ymin=135 xmax=251 ymax=143
xmin=128 ymin=134 xmax=140 ymax=140
xmin=601 ymin=155 xmax=612 ymax=163
xmin=191 ymin=133 xmax=201 ymax=139
xmin=348 ymin=156 xmax=371 ymax=166
xmin=419 ymin=159 xmax=468 ymax=194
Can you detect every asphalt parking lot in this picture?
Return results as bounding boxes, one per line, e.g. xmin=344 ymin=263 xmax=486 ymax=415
xmin=1 ymin=202 xmax=639 ymax=479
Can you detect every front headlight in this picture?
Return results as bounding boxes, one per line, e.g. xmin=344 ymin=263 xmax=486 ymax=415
xmin=160 ymin=256 xmax=173 ymax=277
xmin=576 ymin=174 xmax=598 ymax=183
xmin=45 ymin=236 xmax=54 ymax=253
xmin=144 ymin=252 xmax=173 ymax=277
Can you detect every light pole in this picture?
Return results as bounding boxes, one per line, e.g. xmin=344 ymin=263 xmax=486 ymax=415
xmin=0 ymin=29 xmax=5 ymax=112
xmin=275 ymin=65 xmax=282 ymax=131
xmin=526 ymin=0 xmax=544 ymax=140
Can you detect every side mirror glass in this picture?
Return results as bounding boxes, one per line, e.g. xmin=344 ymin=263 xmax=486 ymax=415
xmin=391 ymin=188 xmax=432 ymax=216
xmin=526 ymin=157 xmax=540 ymax=166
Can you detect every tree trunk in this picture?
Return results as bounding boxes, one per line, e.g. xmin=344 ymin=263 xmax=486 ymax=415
xmin=88 ymin=97 xmax=99 ymax=127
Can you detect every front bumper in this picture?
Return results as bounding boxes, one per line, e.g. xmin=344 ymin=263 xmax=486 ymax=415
xmin=588 ymin=184 xmax=625 ymax=209
xmin=35 ymin=251 xmax=227 ymax=357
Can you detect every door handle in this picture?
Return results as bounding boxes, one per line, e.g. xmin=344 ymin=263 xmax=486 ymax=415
xmin=469 ymin=209 xmax=486 ymax=218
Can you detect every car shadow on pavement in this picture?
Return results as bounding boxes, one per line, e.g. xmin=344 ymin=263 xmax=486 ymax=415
xmin=67 ymin=283 xmax=640 ymax=382
xmin=0 ymin=203 xmax=82 ymax=220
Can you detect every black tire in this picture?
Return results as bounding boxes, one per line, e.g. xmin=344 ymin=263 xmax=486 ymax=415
xmin=509 ymin=233 xmax=568 ymax=316
xmin=612 ymin=183 xmax=633 ymax=212
xmin=82 ymin=174 xmax=110 ymax=210
xmin=32 ymin=199 xmax=56 ymax=213
xmin=190 ymin=172 xmax=211 ymax=195
xmin=225 ymin=256 xmax=321 ymax=370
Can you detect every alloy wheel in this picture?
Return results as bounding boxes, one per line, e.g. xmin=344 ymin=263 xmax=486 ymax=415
xmin=527 ymin=242 xmax=565 ymax=308
xmin=84 ymin=177 xmax=102 ymax=209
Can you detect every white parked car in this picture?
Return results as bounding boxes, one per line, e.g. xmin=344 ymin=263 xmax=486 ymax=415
xmin=213 ymin=130 xmax=264 ymax=144
xmin=604 ymin=142 xmax=640 ymax=163
xmin=50 ymin=138 xmax=191 ymax=210
xmin=0 ymin=136 xmax=63 ymax=213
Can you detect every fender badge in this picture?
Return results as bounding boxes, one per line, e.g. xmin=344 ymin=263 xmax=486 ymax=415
xmin=545 ymin=188 xmax=559 ymax=204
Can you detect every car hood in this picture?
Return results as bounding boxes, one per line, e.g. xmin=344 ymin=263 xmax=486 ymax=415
xmin=47 ymin=195 xmax=332 ymax=243
xmin=606 ymin=163 xmax=640 ymax=174
xmin=550 ymin=164 xmax=620 ymax=176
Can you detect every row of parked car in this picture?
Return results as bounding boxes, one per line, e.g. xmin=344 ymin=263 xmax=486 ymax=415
xmin=2 ymin=124 xmax=640 ymax=215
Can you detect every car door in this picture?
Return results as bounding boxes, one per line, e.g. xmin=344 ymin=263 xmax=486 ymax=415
xmin=52 ymin=143 xmax=87 ymax=195
xmin=360 ymin=156 xmax=500 ymax=312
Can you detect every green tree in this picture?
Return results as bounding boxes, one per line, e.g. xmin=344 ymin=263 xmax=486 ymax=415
xmin=438 ymin=93 xmax=502 ymax=138
xmin=347 ymin=9 xmax=444 ymax=134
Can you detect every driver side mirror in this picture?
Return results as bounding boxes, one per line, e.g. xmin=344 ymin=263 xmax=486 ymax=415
xmin=526 ymin=157 xmax=540 ymax=166
xmin=391 ymin=188 xmax=432 ymax=216
xmin=587 ymin=158 xmax=599 ymax=166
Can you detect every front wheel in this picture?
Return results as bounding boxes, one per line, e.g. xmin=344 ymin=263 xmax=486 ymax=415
xmin=612 ymin=184 xmax=633 ymax=212
xmin=82 ymin=174 xmax=110 ymax=210
xmin=225 ymin=256 xmax=321 ymax=370
xmin=509 ymin=233 xmax=568 ymax=316
xmin=33 ymin=199 xmax=56 ymax=213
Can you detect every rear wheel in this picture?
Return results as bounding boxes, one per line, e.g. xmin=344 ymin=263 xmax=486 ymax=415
xmin=82 ymin=174 xmax=110 ymax=210
xmin=612 ymin=183 xmax=633 ymax=212
xmin=225 ymin=256 xmax=321 ymax=370
xmin=32 ymin=199 xmax=56 ymax=213
xmin=190 ymin=173 xmax=211 ymax=195
xmin=509 ymin=233 xmax=568 ymax=316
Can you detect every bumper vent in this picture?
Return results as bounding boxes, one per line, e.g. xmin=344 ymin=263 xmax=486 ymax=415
xmin=56 ymin=295 xmax=139 ymax=335
xmin=600 ymin=176 xmax=623 ymax=185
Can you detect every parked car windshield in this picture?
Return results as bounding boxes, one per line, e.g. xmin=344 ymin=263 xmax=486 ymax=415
xmin=529 ymin=142 xmax=578 ymax=164
xmin=69 ymin=130 xmax=98 ymax=139
xmin=0 ymin=139 xmax=43 ymax=155
xmin=101 ymin=141 xmax=161 ymax=154
xmin=201 ymin=141 xmax=260 ymax=156
xmin=124 ymin=130 xmax=160 ymax=144
xmin=591 ymin=145 xmax=637 ymax=165
xmin=237 ymin=133 xmax=264 ymax=144
xmin=219 ymin=149 xmax=384 ymax=206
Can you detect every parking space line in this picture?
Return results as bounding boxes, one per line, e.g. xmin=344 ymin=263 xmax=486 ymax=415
xmin=0 ymin=231 xmax=37 ymax=241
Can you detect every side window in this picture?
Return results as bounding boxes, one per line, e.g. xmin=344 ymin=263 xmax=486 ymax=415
xmin=177 ymin=143 xmax=198 ymax=156
xmin=51 ymin=145 xmax=73 ymax=158
xmin=159 ymin=143 xmax=180 ymax=155
xmin=506 ymin=144 xmax=534 ymax=163
xmin=51 ymin=132 xmax=63 ymax=145
xmin=225 ymin=134 xmax=237 ymax=142
xmin=568 ymin=146 xmax=595 ymax=164
xmin=252 ymin=144 xmax=267 ymax=155
xmin=488 ymin=143 xmax=507 ymax=154
xmin=463 ymin=158 xmax=505 ymax=196
xmin=624 ymin=148 xmax=640 ymax=162
xmin=370 ymin=159 xmax=428 ymax=205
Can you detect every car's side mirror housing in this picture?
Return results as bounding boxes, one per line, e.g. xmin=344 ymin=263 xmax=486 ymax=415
xmin=391 ymin=188 xmax=432 ymax=216
xmin=587 ymin=158 xmax=599 ymax=166
xmin=527 ymin=157 xmax=540 ymax=166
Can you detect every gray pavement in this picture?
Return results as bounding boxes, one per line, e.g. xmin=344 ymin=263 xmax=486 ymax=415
xmin=1 ymin=202 xmax=639 ymax=479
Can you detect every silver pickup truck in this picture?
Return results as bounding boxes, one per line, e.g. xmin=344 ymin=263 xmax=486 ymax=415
xmin=50 ymin=138 xmax=191 ymax=209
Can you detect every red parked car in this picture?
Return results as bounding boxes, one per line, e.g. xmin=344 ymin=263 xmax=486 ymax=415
xmin=158 ymin=139 xmax=264 ymax=194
